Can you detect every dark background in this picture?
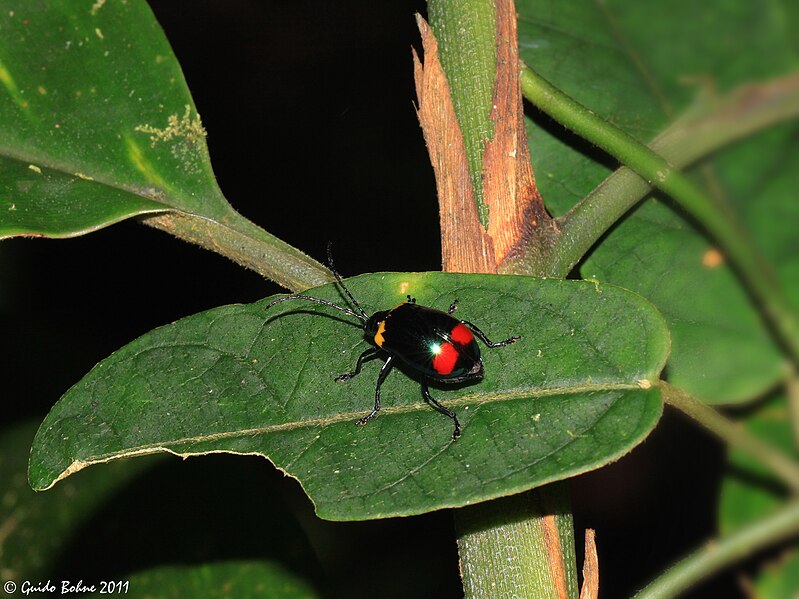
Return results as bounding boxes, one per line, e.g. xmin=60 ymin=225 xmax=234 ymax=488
xmin=3 ymin=1 xmax=736 ymax=597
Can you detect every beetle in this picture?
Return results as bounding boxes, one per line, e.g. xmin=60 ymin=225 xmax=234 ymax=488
xmin=265 ymin=246 xmax=520 ymax=440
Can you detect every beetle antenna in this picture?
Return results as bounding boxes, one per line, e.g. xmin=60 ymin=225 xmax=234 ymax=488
xmin=265 ymin=294 xmax=366 ymax=322
xmin=326 ymin=242 xmax=368 ymax=320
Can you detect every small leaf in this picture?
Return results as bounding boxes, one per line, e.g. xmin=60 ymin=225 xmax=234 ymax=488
xmin=0 ymin=0 xmax=231 ymax=239
xmin=750 ymin=552 xmax=799 ymax=599
xmin=718 ymin=394 xmax=799 ymax=597
xmin=103 ymin=561 xmax=320 ymax=599
xmin=30 ymin=273 xmax=669 ymax=520
xmin=0 ymin=421 xmax=155 ymax=581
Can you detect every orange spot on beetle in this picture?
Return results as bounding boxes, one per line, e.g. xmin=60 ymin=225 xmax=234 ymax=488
xmin=374 ymin=321 xmax=386 ymax=347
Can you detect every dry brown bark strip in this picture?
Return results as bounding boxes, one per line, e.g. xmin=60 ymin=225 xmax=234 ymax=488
xmin=412 ymin=15 xmax=496 ymax=274
xmin=541 ymin=513 xmax=573 ymax=599
xmin=482 ymin=0 xmax=549 ymax=267
xmin=413 ymin=3 xmax=549 ymax=275
xmin=580 ymin=529 xmax=599 ymax=599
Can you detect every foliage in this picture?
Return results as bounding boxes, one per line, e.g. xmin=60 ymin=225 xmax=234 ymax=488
xmin=2 ymin=0 xmax=798 ymax=596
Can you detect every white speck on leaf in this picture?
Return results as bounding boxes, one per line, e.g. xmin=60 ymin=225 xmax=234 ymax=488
xmin=90 ymin=0 xmax=106 ymax=16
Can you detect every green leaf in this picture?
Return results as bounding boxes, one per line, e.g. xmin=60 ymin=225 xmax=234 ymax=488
xmin=0 ymin=0 xmax=230 ymax=238
xmin=518 ymin=0 xmax=799 ymax=403
xmin=0 ymin=420 xmax=156 ymax=581
xmin=3 ymin=422 xmax=322 ymax=588
xmin=30 ymin=273 xmax=669 ymax=521
xmin=751 ymin=552 xmax=799 ymax=599
xmin=581 ymin=200 xmax=784 ymax=403
xmin=719 ymin=395 xmax=797 ymax=532
xmin=94 ymin=561 xmax=320 ymax=599
xmin=718 ymin=394 xmax=799 ymax=597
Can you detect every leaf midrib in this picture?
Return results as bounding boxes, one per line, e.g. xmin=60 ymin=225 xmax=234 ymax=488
xmin=36 ymin=380 xmax=654 ymax=491
xmin=62 ymin=380 xmax=651 ymax=457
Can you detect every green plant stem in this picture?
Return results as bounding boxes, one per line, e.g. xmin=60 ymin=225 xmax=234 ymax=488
xmin=141 ymin=210 xmax=332 ymax=292
xmin=456 ymin=485 xmax=578 ymax=599
xmin=662 ymin=382 xmax=799 ymax=493
xmin=520 ymin=65 xmax=799 ymax=362
xmin=427 ymin=0 xmax=496 ymax=224
xmin=632 ymin=499 xmax=799 ymax=599
xmin=429 ymin=3 xmax=578 ymax=597
xmin=542 ymin=73 xmax=799 ymax=278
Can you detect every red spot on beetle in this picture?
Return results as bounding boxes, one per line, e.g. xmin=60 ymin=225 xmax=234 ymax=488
xmin=450 ymin=323 xmax=474 ymax=345
xmin=432 ymin=342 xmax=458 ymax=375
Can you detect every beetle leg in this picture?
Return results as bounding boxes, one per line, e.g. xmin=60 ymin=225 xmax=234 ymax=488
xmin=421 ymin=378 xmax=461 ymax=440
xmin=356 ymin=355 xmax=395 ymax=426
xmin=461 ymin=320 xmax=521 ymax=348
xmin=448 ymin=299 xmax=459 ymax=314
xmin=336 ymin=346 xmax=380 ymax=382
